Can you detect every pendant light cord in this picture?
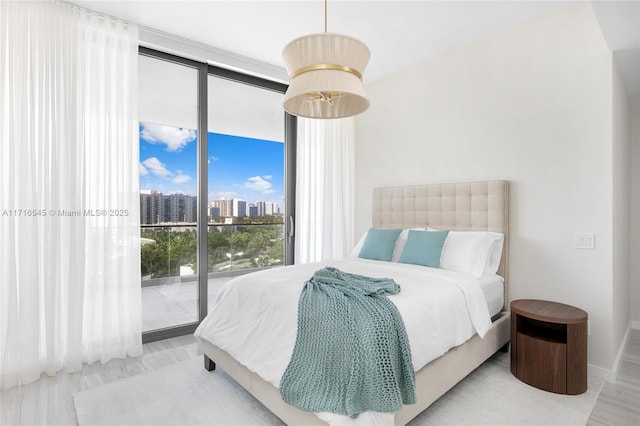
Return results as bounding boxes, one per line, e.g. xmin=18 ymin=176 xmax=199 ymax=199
xmin=324 ymin=0 xmax=327 ymax=33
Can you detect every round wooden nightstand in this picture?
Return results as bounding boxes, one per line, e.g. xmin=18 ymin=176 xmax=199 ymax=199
xmin=510 ymin=299 xmax=588 ymax=395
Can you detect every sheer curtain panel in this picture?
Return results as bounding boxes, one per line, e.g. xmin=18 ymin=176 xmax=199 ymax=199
xmin=295 ymin=118 xmax=356 ymax=263
xmin=0 ymin=1 xmax=141 ymax=389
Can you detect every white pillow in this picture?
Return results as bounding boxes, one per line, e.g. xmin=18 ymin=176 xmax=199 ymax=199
xmin=351 ymin=231 xmax=369 ymax=257
xmin=484 ymin=233 xmax=504 ymax=275
xmin=439 ymin=231 xmax=504 ymax=277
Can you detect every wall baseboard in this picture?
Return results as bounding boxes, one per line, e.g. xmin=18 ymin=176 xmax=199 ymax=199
xmin=588 ymin=363 xmax=617 ymax=382
xmin=588 ymin=321 xmax=640 ymax=383
xmin=590 ymin=321 xmax=634 ymax=383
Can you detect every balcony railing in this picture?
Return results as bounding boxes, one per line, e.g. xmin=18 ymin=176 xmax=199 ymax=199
xmin=140 ymin=222 xmax=284 ymax=287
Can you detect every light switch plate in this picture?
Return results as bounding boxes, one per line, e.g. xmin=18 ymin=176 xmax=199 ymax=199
xmin=575 ymin=233 xmax=595 ymax=249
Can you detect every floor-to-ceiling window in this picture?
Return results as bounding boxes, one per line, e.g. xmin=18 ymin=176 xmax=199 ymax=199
xmin=207 ymin=75 xmax=285 ymax=273
xmin=206 ymin=75 xmax=286 ymax=304
xmin=138 ymin=48 xmax=293 ymax=342
xmin=138 ymin=53 xmax=200 ymax=333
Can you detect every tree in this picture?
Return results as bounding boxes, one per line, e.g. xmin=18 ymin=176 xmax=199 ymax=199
xmin=141 ymin=223 xmax=285 ymax=278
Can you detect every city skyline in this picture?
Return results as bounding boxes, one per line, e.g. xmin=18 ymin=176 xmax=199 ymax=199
xmin=139 ymin=122 xmax=284 ymax=210
xmin=140 ymin=190 xmax=281 ymax=225
xmin=140 ymin=189 xmax=282 ymax=211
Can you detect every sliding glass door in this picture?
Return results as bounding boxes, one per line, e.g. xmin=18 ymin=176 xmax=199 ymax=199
xmin=138 ymin=48 xmax=293 ymax=341
xmin=138 ymin=54 xmax=199 ymax=332
xmin=206 ymin=76 xmax=287 ymax=302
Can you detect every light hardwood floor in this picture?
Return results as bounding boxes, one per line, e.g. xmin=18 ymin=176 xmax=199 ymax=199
xmin=2 ymin=330 xmax=639 ymax=426
xmin=587 ymin=329 xmax=640 ymax=426
xmin=0 ymin=335 xmax=202 ymax=426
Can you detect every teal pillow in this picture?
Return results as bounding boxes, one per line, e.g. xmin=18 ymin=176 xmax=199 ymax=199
xmin=358 ymin=228 xmax=402 ymax=261
xmin=398 ymin=230 xmax=449 ymax=268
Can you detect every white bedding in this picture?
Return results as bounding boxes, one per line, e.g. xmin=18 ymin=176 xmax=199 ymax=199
xmin=195 ymin=258 xmax=497 ymax=425
xmin=477 ymin=273 xmax=505 ymax=317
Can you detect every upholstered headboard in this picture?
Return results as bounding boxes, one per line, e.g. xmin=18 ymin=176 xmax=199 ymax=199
xmin=372 ymin=180 xmax=509 ymax=309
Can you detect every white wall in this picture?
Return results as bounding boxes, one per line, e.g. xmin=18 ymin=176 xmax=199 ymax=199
xmin=355 ymin=3 xmax=622 ymax=371
xmin=611 ymin=58 xmax=631 ymax=365
xmin=631 ymin=100 xmax=640 ymax=329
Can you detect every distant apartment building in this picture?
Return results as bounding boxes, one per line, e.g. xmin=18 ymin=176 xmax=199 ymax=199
xmin=256 ymin=201 xmax=280 ymax=216
xmin=209 ymin=198 xmax=280 ymax=219
xmin=234 ymin=199 xmax=247 ymax=217
xmin=139 ymin=190 xmax=197 ymax=224
xmin=209 ymin=199 xmax=233 ymax=217
xmin=140 ymin=189 xmax=159 ymax=224
xmin=256 ymin=201 xmax=265 ymax=216
xmin=209 ymin=198 xmax=246 ymax=217
xmin=168 ymin=193 xmax=197 ymax=223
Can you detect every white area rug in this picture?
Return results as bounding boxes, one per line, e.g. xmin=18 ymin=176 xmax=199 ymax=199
xmin=74 ymin=357 xmax=282 ymax=425
xmin=74 ymin=352 xmax=602 ymax=426
xmin=410 ymin=352 xmax=602 ymax=425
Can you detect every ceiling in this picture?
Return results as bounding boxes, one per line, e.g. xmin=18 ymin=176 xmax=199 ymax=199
xmin=68 ymin=0 xmax=640 ymax=97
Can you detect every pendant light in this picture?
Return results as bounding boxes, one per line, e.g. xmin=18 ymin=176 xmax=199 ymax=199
xmin=282 ymin=0 xmax=371 ymax=119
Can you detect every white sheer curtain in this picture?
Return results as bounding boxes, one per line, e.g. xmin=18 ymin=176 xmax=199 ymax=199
xmin=0 ymin=1 xmax=141 ymax=389
xmin=295 ymin=118 xmax=356 ymax=263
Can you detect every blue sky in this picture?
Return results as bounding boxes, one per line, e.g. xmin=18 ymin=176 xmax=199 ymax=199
xmin=139 ymin=122 xmax=284 ymax=208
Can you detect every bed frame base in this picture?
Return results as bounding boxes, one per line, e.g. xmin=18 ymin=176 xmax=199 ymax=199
xmin=204 ymin=355 xmax=216 ymax=372
xmin=197 ymin=311 xmax=510 ymax=426
xmin=198 ymin=180 xmax=511 ymax=425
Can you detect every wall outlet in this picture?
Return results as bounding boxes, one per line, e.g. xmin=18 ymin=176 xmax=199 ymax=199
xmin=575 ymin=233 xmax=595 ymax=249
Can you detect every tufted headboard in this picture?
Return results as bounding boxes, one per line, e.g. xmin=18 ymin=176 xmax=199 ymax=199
xmin=372 ymin=180 xmax=509 ymax=309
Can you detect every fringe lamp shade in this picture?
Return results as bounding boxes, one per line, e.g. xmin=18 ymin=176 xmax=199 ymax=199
xmin=282 ymin=33 xmax=370 ymax=119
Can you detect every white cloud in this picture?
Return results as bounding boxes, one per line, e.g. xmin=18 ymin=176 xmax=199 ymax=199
xmin=244 ymin=176 xmax=273 ymax=194
xmin=140 ymin=123 xmax=196 ymax=152
xmin=172 ymin=174 xmax=191 ymax=184
xmin=139 ymin=163 xmax=149 ymax=176
xmin=208 ymin=156 xmax=219 ymax=165
xmin=142 ymin=157 xmax=172 ymax=178
xmin=263 ymin=175 xmax=272 ymax=180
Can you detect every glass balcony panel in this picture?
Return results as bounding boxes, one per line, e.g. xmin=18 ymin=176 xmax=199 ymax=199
xmin=207 ymin=223 xmax=284 ymax=273
xmin=141 ymin=223 xmax=284 ymax=328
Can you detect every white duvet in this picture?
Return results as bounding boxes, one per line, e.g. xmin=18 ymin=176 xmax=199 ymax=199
xmin=194 ymin=258 xmax=493 ymax=425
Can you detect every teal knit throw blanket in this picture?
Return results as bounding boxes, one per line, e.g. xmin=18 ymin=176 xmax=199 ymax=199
xmin=280 ymin=267 xmax=416 ymax=417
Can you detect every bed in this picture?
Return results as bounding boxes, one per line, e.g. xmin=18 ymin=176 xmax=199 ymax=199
xmin=195 ymin=180 xmax=510 ymax=425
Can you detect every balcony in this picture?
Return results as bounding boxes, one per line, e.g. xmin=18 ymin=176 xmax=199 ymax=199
xmin=141 ymin=222 xmax=284 ymax=331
